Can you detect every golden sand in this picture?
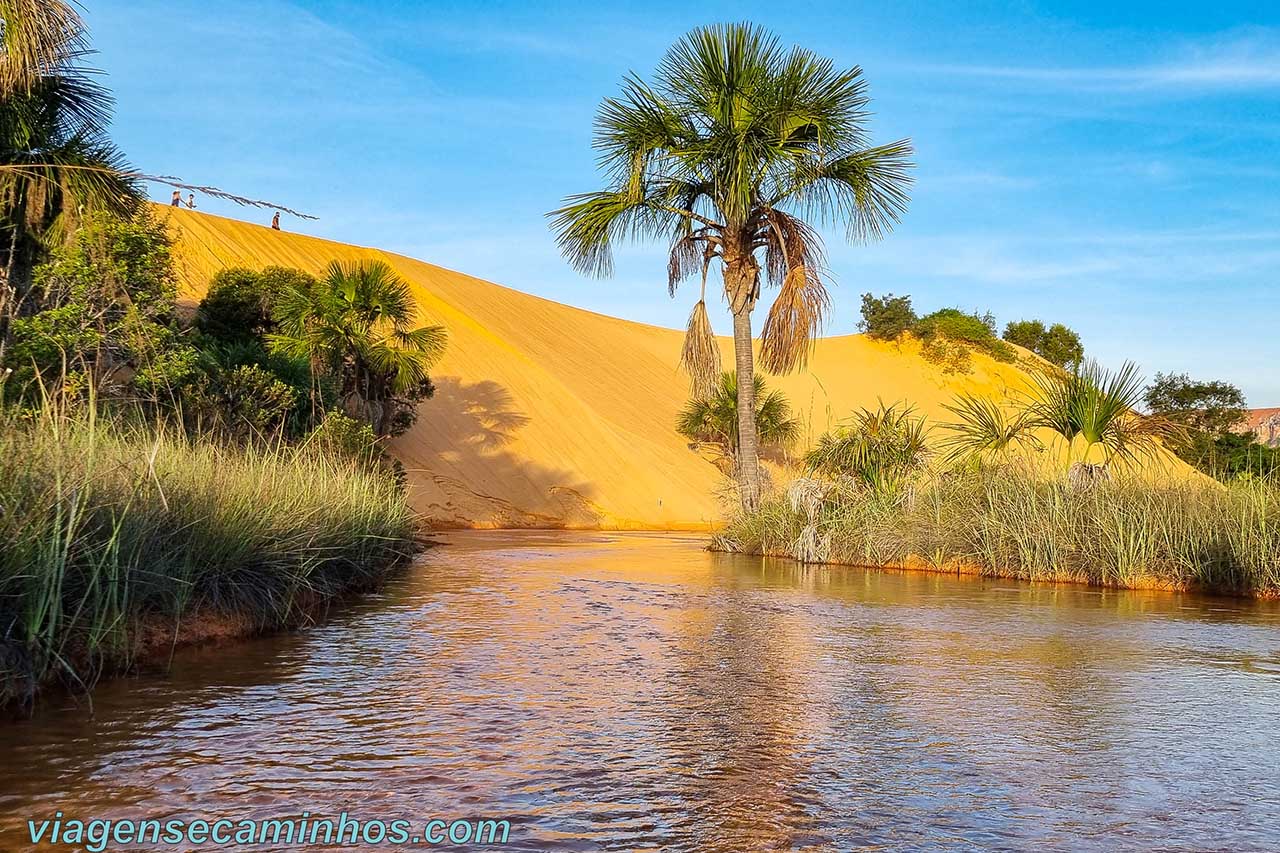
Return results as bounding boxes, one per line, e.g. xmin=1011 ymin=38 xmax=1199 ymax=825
xmin=163 ymin=206 xmax=1186 ymax=529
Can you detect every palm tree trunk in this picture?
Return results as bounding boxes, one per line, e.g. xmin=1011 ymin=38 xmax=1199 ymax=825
xmin=732 ymin=305 xmax=762 ymax=512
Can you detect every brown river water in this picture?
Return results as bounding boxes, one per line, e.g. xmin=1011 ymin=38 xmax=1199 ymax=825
xmin=2 ymin=531 xmax=1280 ymax=851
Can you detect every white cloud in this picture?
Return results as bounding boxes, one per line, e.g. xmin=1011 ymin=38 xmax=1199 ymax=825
xmin=909 ymin=31 xmax=1280 ymax=93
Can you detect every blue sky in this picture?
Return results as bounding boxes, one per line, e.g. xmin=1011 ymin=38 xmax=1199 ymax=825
xmin=89 ymin=1 xmax=1280 ymax=403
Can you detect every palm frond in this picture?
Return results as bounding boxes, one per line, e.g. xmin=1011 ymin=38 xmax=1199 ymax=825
xmin=679 ymin=299 xmax=720 ymax=398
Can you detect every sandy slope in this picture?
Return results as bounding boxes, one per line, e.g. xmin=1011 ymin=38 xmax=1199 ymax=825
xmin=163 ymin=206 xmax=1172 ymax=529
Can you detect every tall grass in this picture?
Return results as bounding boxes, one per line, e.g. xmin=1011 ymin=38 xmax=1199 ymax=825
xmin=714 ymin=467 xmax=1280 ymax=597
xmin=0 ymin=404 xmax=418 ymax=707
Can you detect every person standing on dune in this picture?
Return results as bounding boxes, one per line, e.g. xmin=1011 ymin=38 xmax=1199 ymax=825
xmin=186 ymin=193 xmax=196 ymax=209
xmin=171 ymin=190 xmax=181 ymax=206
xmin=271 ymin=211 xmax=281 ymax=230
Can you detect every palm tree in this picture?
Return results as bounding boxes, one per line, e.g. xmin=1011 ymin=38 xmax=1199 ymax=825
xmin=938 ymin=393 xmax=1042 ymax=465
xmin=676 ymin=372 xmax=799 ymax=469
xmin=0 ymin=0 xmax=139 ymax=353
xmin=269 ymin=260 xmax=448 ymax=436
xmin=549 ymin=22 xmax=912 ymax=510
xmin=1024 ymin=361 xmax=1177 ymax=486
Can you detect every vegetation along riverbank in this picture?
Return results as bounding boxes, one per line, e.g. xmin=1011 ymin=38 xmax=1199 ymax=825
xmin=711 ymin=363 xmax=1280 ymax=598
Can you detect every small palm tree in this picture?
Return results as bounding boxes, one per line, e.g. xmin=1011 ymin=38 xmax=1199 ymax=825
xmin=1026 ymin=361 xmax=1174 ymax=469
xmin=939 ymin=393 xmax=1042 ymax=465
xmin=269 ymin=260 xmax=448 ymax=436
xmin=805 ymin=402 xmax=930 ymax=493
xmin=550 ymin=22 xmax=912 ymax=509
xmin=676 ymin=372 xmax=799 ymax=469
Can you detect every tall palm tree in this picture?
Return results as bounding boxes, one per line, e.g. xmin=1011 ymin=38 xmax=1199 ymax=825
xmin=550 ymin=22 xmax=912 ymax=510
xmin=0 ymin=0 xmax=139 ymax=353
xmin=269 ymin=260 xmax=448 ymax=436
xmin=676 ymin=372 xmax=799 ymax=468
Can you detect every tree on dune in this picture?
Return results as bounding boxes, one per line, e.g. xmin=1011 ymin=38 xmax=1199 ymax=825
xmin=269 ymin=259 xmax=448 ymax=436
xmin=549 ymin=22 xmax=913 ymax=510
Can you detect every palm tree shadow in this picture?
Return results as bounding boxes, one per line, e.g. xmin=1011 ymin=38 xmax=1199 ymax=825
xmin=450 ymin=379 xmax=531 ymax=450
xmin=396 ymin=377 xmax=603 ymax=528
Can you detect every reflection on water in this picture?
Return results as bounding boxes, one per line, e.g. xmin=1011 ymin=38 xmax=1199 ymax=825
xmin=2 ymin=531 xmax=1280 ymax=851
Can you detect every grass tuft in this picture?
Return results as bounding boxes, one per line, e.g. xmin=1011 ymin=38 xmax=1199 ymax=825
xmin=0 ymin=403 xmax=417 ymax=707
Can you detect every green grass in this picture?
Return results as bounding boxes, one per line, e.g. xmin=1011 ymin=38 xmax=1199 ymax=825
xmin=0 ymin=405 xmax=418 ymax=707
xmin=714 ymin=467 xmax=1280 ymax=596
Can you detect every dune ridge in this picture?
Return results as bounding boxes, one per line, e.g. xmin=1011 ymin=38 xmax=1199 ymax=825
xmin=164 ymin=206 xmax=1096 ymax=529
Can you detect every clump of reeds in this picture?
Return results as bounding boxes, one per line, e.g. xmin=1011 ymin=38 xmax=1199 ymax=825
xmin=0 ymin=402 xmax=418 ymax=708
xmin=714 ymin=465 xmax=1280 ymax=597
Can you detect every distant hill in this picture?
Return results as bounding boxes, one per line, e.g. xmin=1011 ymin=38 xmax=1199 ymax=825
xmin=1241 ymin=409 xmax=1280 ymax=447
xmin=162 ymin=205 xmax=1186 ymax=529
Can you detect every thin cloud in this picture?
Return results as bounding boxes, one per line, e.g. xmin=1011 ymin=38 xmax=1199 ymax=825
xmin=909 ymin=32 xmax=1280 ymax=92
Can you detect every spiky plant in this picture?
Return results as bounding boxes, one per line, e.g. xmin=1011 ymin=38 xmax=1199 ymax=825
xmin=269 ymin=260 xmax=448 ymax=436
xmin=939 ymin=393 xmax=1042 ymax=464
xmin=676 ymin=372 xmax=800 ymax=467
xmin=1025 ymin=360 xmax=1176 ymax=470
xmin=549 ymin=22 xmax=912 ymax=509
xmin=805 ymin=402 xmax=930 ymax=493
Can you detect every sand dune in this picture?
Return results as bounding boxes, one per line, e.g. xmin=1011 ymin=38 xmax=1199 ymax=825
xmin=164 ymin=206 xmax=1174 ymax=529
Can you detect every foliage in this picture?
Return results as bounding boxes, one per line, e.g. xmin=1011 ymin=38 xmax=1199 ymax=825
xmin=549 ymin=21 xmax=913 ymax=508
xmin=196 ymin=265 xmax=318 ymax=344
xmin=939 ymin=393 xmax=1041 ymax=464
xmin=1003 ymin=319 xmax=1084 ymax=368
xmin=913 ymin=307 xmax=1016 ymax=369
xmin=715 ymin=466 xmax=1280 ymax=597
xmin=804 ymin=402 xmax=930 ymax=493
xmin=0 ymin=401 xmax=416 ymax=707
xmin=182 ymin=363 xmax=298 ymax=438
xmin=2 ymin=208 xmax=197 ymax=401
xmin=268 ymin=259 xmax=447 ymax=436
xmin=1143 ymin=371 xmax=1247 ymax=437
xmin=1142 ymin=371 xmax=1269 ymax=478
xmin=859 ymin=292 xmax=917 ymax=341
xmin=1025 ymin=360 xmax=1174 ymax=468
xmin=0 ymin=0 xmax=140 ymax=343
xmin=676 ymin=372 xmax=799 ymax=461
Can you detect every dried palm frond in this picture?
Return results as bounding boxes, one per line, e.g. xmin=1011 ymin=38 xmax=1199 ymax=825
xmin=680 ymin=299 xmax=720 ymax=398
xmin=759 ymin=262 xmax=830 ymax=373
xmin=758 ymin=207 xmax=830 ymax=374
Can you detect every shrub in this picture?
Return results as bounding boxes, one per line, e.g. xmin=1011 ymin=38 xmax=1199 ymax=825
xmin=1003 ymin=319 xmax=1084 ymax=367
xmin=183 ymin=364 xmax=299 ymax=437
xmin=804 ymin=402 xmax=930 ymax=494
xmin=914 ymin=307 xmax=1016 ymax=367
xmin=859 ymin=292 xmax=917 ymax=341
xmin=196 ymin=266 xmax=317 ymax=344
xmin=2 ymin=209 xmax=190 ymax=402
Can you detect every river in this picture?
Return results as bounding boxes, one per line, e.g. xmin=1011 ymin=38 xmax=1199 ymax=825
xmin=2 ymin=532 xmax=1280 ymax=851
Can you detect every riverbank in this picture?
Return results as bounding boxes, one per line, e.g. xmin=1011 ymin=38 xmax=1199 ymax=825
xmin=0 ymin=409 xmax=420 ymax=710
xmin=712 ymin=468 xmax=1280 ymax=598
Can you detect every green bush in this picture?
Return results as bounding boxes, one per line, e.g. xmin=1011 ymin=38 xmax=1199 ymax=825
xmin=2 ymin=209 xmax=195 ymax=402
xmin=1003 ymin=319 xmax=1084 ymax=367
xmin=183 ymin=364 xmax=299 ymax=437
xmin=914 ymin=308 xmax=1015 ymax=367
xmin=196 ymin=266 xmax=317 ymax=344
xmin=859 ymin=292 xmax=917 ymax=341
